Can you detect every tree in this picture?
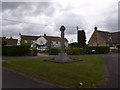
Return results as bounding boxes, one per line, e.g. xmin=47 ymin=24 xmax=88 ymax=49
xmin=77 ymin=30 xmax=86 ymax=47
xmin=69 ymin=42 xmax=78 ymax=47
xmin=20 ymin=40 xmax=32 ymax=48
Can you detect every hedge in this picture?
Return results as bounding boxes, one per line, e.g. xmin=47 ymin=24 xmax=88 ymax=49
xmin=2 ymin=46 xmax=30 ymax=56
xmin=66 ymin=47 xmax=109 ymax=55
xmin=66 ymin=48 xmax=83 ymax=55
xmin=29 ymin=48 xmax=37 ymax=56
xmin=49 ymin=48 xmax=60 ymax=55
xmin=84 ymin=46 xmax=110 ymax=54
xmin=39 ymin=46 xmax=110 ymax=55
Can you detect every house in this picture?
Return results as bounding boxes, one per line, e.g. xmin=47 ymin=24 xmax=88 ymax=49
xmin=2 ymin=37 xmax=18 ymax=46
xmin=17 ymin=33 xmax=39 ymax=47
xmin=88 ymin=27 xmax=120 ymax=47
xmin=18 ymin=33 xmax=68 ymax=48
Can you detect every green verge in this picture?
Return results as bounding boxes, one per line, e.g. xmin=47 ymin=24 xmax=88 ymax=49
xmin=2 ymin=56 xmax=107 ymax=88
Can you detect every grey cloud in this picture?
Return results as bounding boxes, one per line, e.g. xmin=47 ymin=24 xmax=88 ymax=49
xmin=2 ymin=2 xmax=56 ymax=19
xmin=104 ymin=7 xmax=118 ymax=32
xmin=2 ymin=2 xmax=25 ymax=10
xmin=54 ymin=13 xmax=87 ymax=34
xmin=118 ymin=1 xmax=120 ymax=30
xmin=2 ymin=25 xmax=23 ymax=37
xmin=96 ymin=3 xmax=118 ymax=32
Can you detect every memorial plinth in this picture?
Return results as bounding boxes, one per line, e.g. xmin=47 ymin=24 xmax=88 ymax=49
xmin=44 ymin=25 xmax=81 ymax=63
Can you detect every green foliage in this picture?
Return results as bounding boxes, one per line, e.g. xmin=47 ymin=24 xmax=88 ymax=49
xmin=66 ymin=48 xmax=83 ymax=55
xmin=68 ymin=42 xmax=78 ymax=47
xmin=38 ymin=50 xmax=49 ymax=53
xmin=49 ymin=47 xmax=60 ymax=55
xmin=2 ymin=46 xmax=30 ymax=56
xmin=29 ymin=48 xmax=37 ymax=56
xmin=2 ymin=40 xmax=6 ymax=46
xmin=66 ymin=47 xmax=109 ymax=55
xmin=84 ymin=46 xmax=110 ymax=54
xmin=21 ymin=40 xmax=32 ymax=47
xmin=77 ymin=30 xmax=86 ymax=47
xmin=2 ymin=56 xmax=106 ymax=88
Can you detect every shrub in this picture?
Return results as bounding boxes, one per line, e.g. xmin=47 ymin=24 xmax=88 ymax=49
xmin=68 ymin=42 xmax=78 ymax=47
xmin=66 ymin=48 xmax=83 ymax=55
xmin=84 ymin=46 xmax=110 ymax=54
xmin=29 ymin=48 xmax=37 ymax=56
xmin=49 ymin=48 xmax=60 ymax=55
xmin=38 ymin=50 xmax=49 ymax=53
xmin=2 ymin=46 xmax=30 ymax=56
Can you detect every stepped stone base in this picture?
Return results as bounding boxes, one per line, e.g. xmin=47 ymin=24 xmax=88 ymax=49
xmin=44 ymin=53 xmax=82 ymax=63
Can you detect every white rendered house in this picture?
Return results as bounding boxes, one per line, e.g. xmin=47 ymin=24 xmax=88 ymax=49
xmin=18 ymin=33 xmax=68 ymax=48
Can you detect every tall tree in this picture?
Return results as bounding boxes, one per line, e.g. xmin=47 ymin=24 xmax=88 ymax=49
xmin=77 ymin=30 xmax=86 ymax=47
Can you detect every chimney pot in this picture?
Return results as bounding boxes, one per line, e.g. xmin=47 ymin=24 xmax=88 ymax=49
xmin=94 ymin=26 xmax=97 ymax=30
xmin=44 ymin=34 xmax=46 ymax=36
xmin=19 ymin=33 xmax=21 ymax=35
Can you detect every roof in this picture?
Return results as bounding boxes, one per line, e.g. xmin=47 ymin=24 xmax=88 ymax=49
xmin=21 ymin=35 xmax=40 ymax=40
xmin=97 ymin=30 xmax=120 ymax=44
xmin=20 ymin=34 xmax=68 ymax=42
xmin=43 ymin=36 xmax=68 ymax=42
xmin=3 ymin=38 xmax=18 ymax=46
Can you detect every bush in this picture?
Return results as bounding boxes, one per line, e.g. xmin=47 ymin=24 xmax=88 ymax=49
xmin=29 ymin=48 xmax=37 ymax=56
xmin=118 ymin=48 xmax=120 ymax=53
xmin=66 ymin=48 xmax=83 ymax=55
xmin=68 ymin=43 xmax=78 ymax=47
xmin=38 ymin=50 xmax=49 ymax=53
xmin=49 ymin=48 xmax=60 ymax=55
xmin=2 ymin=46 xmax=30 ymax=56
xmin=84 ymin=46 xmax=110 ymax=54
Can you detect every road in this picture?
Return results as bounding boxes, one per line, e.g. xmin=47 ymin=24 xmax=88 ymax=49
xmin=2 ymin=68 xmax=57 ymax=88
xmin=2 ymin=54 xmax=119 ymax=88
xmin=99 ymin=54 xmax=119 ymax=88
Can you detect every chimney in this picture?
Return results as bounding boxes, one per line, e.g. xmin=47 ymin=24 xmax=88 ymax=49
xmin=19 ymin=33 xmax=21 ymax=35
xmin=44 ymin=34 xmax=46 ymax=36
xmin=10 ymin=37 xmax=12 ymax=39
xmin=94 ymin=26 xmax=98 ymax=31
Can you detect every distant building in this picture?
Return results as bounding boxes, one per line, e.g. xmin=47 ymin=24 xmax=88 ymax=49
xmin=18 ymin=33 xmax=68 ymax=48
xmin=2 ymin=37 xmax=18 ymax=46
xmin=88 ymin=27 xmax=120 ymax=47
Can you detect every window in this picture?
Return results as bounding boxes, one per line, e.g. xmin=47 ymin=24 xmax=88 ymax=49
xmin=56 ymin=41 xmax=58 ymax=44
xmin=40 ymin=41 xmax=43 ymax=44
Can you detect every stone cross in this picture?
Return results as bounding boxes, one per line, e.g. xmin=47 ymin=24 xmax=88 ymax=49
xmin=60 ymin=25 xmax=65 ymax=53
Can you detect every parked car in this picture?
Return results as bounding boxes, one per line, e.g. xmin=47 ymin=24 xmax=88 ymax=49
xmin=37 ymin=46 xmax=48 ymax=51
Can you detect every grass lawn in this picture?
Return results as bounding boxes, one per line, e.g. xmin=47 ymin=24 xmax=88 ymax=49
xmin=2 ymin=56 xmax=107 ymax=88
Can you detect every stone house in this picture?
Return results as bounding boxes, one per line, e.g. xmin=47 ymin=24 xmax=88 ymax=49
xmin=17 ymin=33 xmax=68 ymax=48
xmin=88 ymin=27 xmax=120 ymax=47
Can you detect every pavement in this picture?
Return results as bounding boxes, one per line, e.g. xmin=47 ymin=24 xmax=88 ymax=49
xmin=2 ymin=54 xmax=119 ymax=88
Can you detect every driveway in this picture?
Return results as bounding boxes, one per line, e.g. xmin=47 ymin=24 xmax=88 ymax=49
xmin=2 ymin=54 xmax=119 ymax=88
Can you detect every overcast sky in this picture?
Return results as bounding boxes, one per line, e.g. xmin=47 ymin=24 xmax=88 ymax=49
xmin=1 ymin=0 xmax=119 ymax=43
